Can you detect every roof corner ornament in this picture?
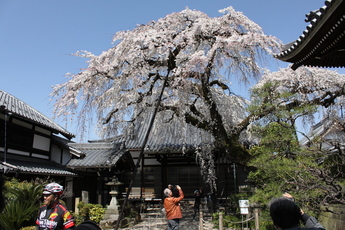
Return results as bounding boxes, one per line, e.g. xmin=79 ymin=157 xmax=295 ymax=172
xmin=305 ymin=9 xmax=320 ymax=22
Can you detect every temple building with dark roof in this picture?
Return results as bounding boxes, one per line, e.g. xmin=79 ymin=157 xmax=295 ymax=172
xmin=276 ymin=0 xmax=345 ymax=69
xmin=1 ymin=89 xmax=249 ymax=209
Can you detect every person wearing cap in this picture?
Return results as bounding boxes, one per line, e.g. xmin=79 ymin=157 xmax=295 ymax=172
xmin=163 ymin=185 xmax=184 ymax=230
xmin=36 ymin=182 xmax=75 ymax=230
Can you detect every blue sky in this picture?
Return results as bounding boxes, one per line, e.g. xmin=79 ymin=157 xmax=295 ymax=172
xmin=0 ymin=0 xmax=327 ymax=141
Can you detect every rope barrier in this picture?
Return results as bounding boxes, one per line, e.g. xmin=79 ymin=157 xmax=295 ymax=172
xmin=222 ymin=216 xmax=255 ymax=224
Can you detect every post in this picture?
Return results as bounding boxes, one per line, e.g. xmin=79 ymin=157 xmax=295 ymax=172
xmin=254 ymin=208 xmax=259 ymax=230
xmin=219 ymin=212 xmax=223 ymax=230
xmin=199 ymin=211 xmax=203 ymax=230
xmin=75 ymin=197 xmax=80 ymax=214
xmin=81 ymin=191 xmax=89 ymax=203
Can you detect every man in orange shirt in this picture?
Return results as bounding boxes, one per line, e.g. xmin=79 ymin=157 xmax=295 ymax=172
xmin=163 ymin=185 xmax=184 ymax=230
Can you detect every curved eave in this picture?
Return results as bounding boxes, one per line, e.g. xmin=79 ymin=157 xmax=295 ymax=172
xmin=0 ymin=160 xmax=77 ymax=177
xmin=0 ymin=90 xmax=75 ymax=139
xmin=11 ymin=113 xmax=75 ymax=140
xmin=276 ymin=0 xmax=345 ymax=70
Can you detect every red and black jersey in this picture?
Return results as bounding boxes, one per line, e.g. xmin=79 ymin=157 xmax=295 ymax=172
xmin=36 ymin=203 xmax=75 ymax=230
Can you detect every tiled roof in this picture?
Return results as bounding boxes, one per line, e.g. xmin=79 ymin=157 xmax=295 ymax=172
xmin=124 ymin=111 xmax=214 ymax=153
xmin=0 ymin=90 xmax=74 ymax=139
xmin=67 ymin=142 xmax=127 ymax=169
xmin=0 ymin=154 xmax=77 ymax=176
xmin=299 ymin=117 xmax=345 ymax=146
xmin=77 ymin=111 xmax=214 ymax=158
xmin=50 ymin=135 xmax=86 ymax=158
xmin=276 ymin=0 xmax=345 ymax=69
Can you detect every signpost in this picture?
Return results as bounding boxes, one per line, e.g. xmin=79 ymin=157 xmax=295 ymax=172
xmin=239 ymin=200 xmax=249 ymax=229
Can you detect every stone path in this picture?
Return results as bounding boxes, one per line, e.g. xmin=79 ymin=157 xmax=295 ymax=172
xmin=120 ymin=200 xmax=215 ymax=230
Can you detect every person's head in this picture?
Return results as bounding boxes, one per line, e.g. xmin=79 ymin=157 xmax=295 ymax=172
xmin=75 ymin=220 xmax=101 ymax=230
xmin=43 ymin=182 xmax=63 ymax=206
xmin=269 ymin=197 xmax=302 ymax=229
xmin=164 ymin=188 xmax=172 ymax=197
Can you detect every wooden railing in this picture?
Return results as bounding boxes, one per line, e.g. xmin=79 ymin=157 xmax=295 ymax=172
xmin=123 ymin=187 xmax=156 ymax=200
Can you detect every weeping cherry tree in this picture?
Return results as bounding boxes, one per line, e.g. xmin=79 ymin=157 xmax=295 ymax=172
xmin=52 ymin=7 xmax=282 ymax=189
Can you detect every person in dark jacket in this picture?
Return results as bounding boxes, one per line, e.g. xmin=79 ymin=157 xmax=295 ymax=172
xmin=192 ymin=188 xmax=202 ymax=220
xmin=36 ymin=182 xmax=75 ymax=230
xmin=269 ymin=193 xmax=325 ymax=230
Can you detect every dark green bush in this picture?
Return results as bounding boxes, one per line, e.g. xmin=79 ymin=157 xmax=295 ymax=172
xmin=75 ymin=201 xmax=105 ymax=225
xmin=0 ymin=178 xmax=43 ymax=230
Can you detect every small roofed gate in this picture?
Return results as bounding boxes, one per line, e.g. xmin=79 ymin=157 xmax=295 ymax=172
xmin=120 ymin=159 xmax=206 ymax=199
xmin=120 ymin=151 xmax=248 ymax=200
xmin=67 ymin=142 xmax=135 ymax=207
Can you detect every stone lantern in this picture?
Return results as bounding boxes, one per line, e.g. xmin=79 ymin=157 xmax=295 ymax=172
xmin=100 ymin=176 xmax=123 ymax=228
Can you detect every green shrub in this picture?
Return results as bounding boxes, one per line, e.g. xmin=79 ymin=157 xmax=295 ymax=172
xmin=89 ymin=204 xmax=106 ymax=223
xmin=212 ymin=212 xmax=242 ymax=229
xmin=20 ymin=226 xmax=35 ymax=230
xmin=76 ymin=201 xmax=105 ymax=224
xmin=255 ymin=208 xmax=276 ymax=230
xmin=0 ymin=178 xmax=43 ymax=230
xmin=212 ymin=211 xmax=261 ymax=229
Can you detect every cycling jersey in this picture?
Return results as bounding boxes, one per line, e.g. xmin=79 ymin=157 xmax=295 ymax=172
xmin=36 ymin=203 xmax=75 ymax=230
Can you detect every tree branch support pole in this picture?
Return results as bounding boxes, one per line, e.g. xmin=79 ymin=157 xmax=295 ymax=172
xmin=114 ymin=72 xmax=169 ymax=230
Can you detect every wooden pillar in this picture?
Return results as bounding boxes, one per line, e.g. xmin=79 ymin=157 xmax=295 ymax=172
xmin=161 ymin=154 xmax=167 ymax=195
xmin=141 ymin=152 xmax=145 ymax=199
